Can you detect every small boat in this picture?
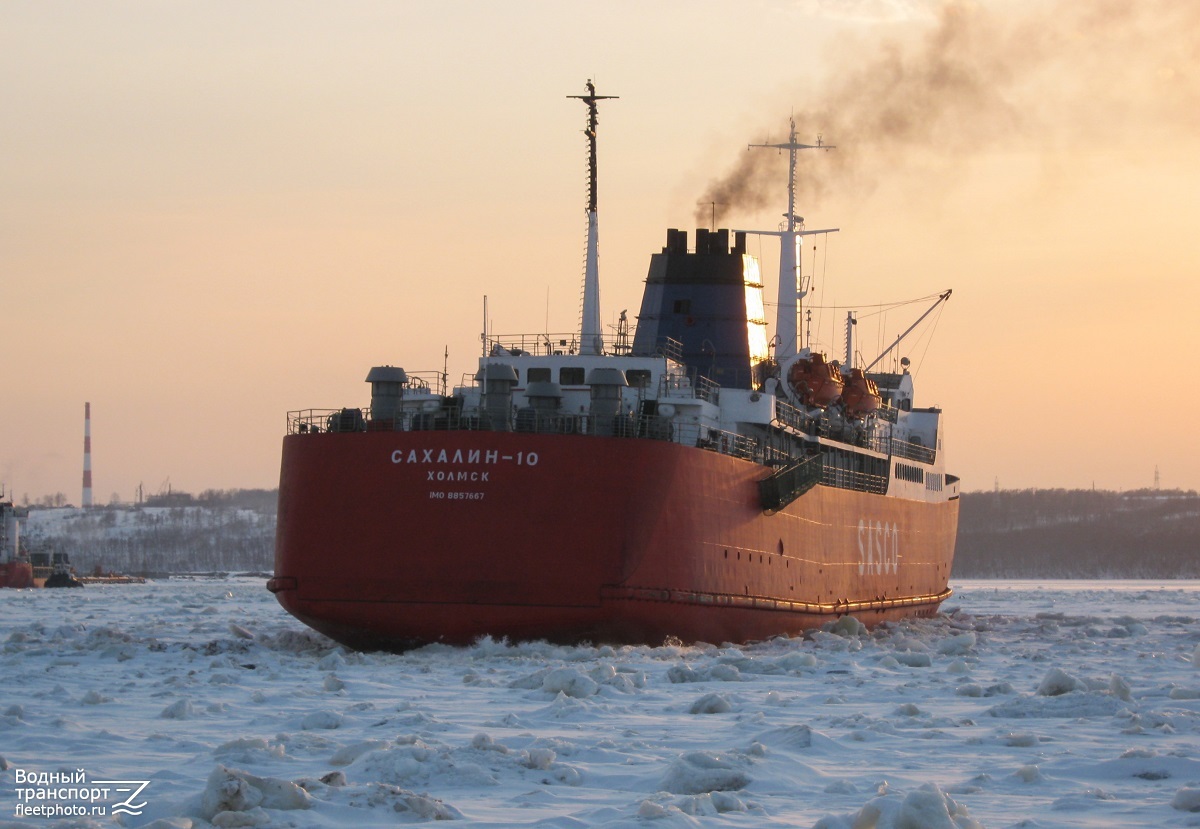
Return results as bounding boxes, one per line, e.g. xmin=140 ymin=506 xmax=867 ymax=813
xmin=841 ymin=367 xmax=882 ymax=417
xmin=785 ymin=351 xmax=844 ymax=408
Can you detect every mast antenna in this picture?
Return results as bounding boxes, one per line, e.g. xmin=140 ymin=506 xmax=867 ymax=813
xmin=738 ymin=118 xmax=837 ymax=363
xmin=481 ymin=295 xmax=488 ymax=357
xmin=698 ymin=201 xmax=724 ymax=232
xmin=568 ymin=80 xmax=618 ymax=356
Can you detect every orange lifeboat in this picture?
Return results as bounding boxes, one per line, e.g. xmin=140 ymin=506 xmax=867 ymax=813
xmin=787 ymin=353 xmax=844 ymax=408
xmin=841 ymin=368 xmax=881 ymax=418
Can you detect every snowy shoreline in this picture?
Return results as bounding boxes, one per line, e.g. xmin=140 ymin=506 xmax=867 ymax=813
xmin=2 ymin=579 xmax=1199 ymax=827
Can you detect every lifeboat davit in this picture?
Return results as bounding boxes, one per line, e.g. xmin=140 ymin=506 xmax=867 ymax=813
xmin=786 ymin=353 xmax=844 ymax=408
xmin=841 ymin=367 xmax=881 ymax=418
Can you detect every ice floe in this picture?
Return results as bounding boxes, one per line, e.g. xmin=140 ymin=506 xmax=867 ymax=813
xmin=0 ymin=578 xmax=1198 ymax=827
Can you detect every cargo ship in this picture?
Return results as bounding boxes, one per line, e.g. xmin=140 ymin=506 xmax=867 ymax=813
xmin=1 ymin=494 xmax=35 ymax=589
xmin=269 ymin=83 xmax=959 ymax=650
xmin=0 ymin=496 xmax=88 ymax=588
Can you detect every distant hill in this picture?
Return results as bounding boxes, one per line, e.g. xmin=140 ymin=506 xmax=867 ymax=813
xmin=953 ymin=488 xmax=1200 ymax=578
xmin=23 ymin=494 xmax=275 ymax=576
xmin=22 ymin=486 xmax=1200 ymax=579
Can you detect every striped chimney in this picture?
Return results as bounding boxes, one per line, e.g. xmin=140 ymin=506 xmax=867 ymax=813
xmin=82 ymin=402 xmax=93 ymax=508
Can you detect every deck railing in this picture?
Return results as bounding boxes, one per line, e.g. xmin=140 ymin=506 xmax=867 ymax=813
xmin=884 ymin=437 xmax=935 ymax=465
xmin=287 ymin=407 xmax=790 ymax=466
xmin=759 ymin=455 xmax=823 ymax=511
xmin=485 ymin=332 xmax=581 ymax=357
xmin=289 ymin=393 xmax=933 ymax=478
xmin=821 ymin=464 xmax=889 ymax=495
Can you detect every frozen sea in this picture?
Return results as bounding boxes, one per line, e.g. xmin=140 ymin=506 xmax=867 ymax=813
xmin=2 ymin=579 xmax=1199 ymax=828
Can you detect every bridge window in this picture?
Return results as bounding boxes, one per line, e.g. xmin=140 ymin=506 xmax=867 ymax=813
xmin=559 ymin=367 xmax=585 ymax=385
xmin=627 ymin=369 xmax=651 ymax=388
xmin=527 ymin=367 xmax=551 ymax=383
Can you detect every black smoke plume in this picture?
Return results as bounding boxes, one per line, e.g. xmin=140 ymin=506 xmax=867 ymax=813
xmin=696 ymin=0 xmax=1199 ymax=227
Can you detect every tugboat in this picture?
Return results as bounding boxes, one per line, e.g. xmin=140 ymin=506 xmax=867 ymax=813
xmin=43 ymin=554 xmax=84 ymax=588
xmin=269 ymin=83 xmax=959 ymax=650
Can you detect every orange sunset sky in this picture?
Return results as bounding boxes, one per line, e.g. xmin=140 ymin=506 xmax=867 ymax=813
xmin=3 ymin=0 xmax=1198 ymax=503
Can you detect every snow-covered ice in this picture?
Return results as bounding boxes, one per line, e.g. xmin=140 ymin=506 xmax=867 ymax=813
xmin=2 ymin=579 xmax=1199 ymax=827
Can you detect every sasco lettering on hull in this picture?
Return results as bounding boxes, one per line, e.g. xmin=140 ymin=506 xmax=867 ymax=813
xmin=858 ymin=518 xmax=899 ymax=575
xmin=390 ymin=448 xmax=540 ymax=466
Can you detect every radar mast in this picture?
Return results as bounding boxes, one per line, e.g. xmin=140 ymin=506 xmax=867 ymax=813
xmin=740 ymin=119 xmax=837 ymax=363
xmin=568 ymin=80 xmax=618 ymax=356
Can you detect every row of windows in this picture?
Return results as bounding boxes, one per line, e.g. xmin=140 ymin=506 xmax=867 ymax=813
xmin=894 ymin=463 xmax=925 ymax=483
xmin=528 ymin=367 xmax=580 ymax=385
xmin=524 ymin=367 xmax=652 ymax=388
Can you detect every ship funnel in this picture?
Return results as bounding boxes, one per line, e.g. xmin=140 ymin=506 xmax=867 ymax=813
xmin=481 ymin=363 xmax=518 ymax=431
xmin=366 ymin=366 xmax=408 ymax=423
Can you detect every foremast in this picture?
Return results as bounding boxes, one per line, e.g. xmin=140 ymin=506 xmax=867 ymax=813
xmin=741 ymin=119 xmax=837 ymax=363
xmin=568 ymin=80 xmax=618 ymax=357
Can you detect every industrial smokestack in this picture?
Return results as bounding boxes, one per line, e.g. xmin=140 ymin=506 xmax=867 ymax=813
xmin=82 ymin=402 xmax=93 ymax=509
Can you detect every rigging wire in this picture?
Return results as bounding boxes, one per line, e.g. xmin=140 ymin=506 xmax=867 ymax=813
xmin=814 ymin=240 xmax=828 ymax=354
xmin=820 ymin=232 xmax=832 ymax=296
xmin=807 ymin=292 xmax=945 ymax=313
xmin=757 ymin=223 xmax=944 ymax=368
xmin=816 ymin=234 xmax=833 ymax=352
xmin=878 ymin=308 xmax=888 ymax=369
xmin=909 ymin=299 xmax=947 ymax=379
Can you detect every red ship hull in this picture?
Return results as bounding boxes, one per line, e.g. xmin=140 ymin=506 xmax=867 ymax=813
xmin=271 ymin=430 xmax=958 ymax=650
xmin=0 ymin=561 xmax=35 ymax=589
